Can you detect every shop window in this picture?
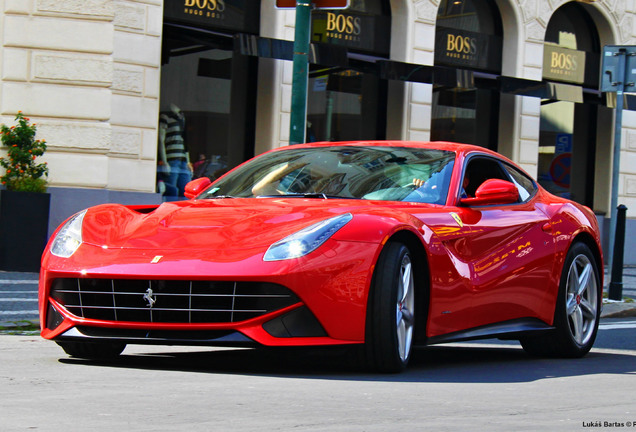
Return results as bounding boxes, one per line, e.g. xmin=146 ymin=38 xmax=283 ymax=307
xmin=310 ymin=0 xmax=391 ymax=57
xmin=538 ymin=3 xmax=599 ymax=207
xmin=158 ymin=25 xmax=257 ymax=197
xmin=432 ymin=0 xmax=503 ymax=150
xmin=307 ymin=0 xmax=390 ymax=142
xmin=307 ymin=68 xmax=386 ymax=142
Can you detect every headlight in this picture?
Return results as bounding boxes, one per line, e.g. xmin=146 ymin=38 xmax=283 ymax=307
xmin=264 ymin=213 xmax=353 ymax=261
xmin=50 ymin=210 xmax=87 ymax=258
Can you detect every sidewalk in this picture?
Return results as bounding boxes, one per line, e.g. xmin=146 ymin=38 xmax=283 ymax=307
xmin=601 ymin=266 xmax=636 ymax=318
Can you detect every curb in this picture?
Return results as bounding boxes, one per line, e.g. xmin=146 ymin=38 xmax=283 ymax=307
xmin=601 ymin=301 xmax=636 ymax=318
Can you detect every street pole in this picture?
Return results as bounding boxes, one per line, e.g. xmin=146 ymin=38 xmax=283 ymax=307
xmin=289 ymin=1 xmax=311 ymax=145
xmin=607 ymin=49 xmax=626 ymax=273
xmin=609 ymin=204 xmax=627 ymax=300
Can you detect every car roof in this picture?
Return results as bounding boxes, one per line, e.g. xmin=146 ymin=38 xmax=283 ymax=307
xmin=282 ymin=140 xmax=500 ymax=158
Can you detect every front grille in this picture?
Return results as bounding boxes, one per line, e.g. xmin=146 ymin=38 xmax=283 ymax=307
xmin=50 ymin=278 xmax=300 ymax=324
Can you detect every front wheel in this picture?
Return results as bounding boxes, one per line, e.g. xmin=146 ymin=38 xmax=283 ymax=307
xmin=521 ymin=242 xmax=601 ymax=357
xmin=364 ymin=242 xmax=416 ymax=373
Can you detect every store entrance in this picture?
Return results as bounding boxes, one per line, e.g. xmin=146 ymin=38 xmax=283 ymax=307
xmin=432 ymin=0 xmax=503 ymax=151
xmin=538 ymin=2 xmax=601 ymax=208
xmin=538 ymin=101 xmax=597 ymax=207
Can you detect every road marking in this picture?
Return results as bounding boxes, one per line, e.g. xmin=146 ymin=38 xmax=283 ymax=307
xmin=0 ymin=310 xmax=38 ymax=315
xmin=599 ymin=321 xmax=636 ymax=330
xmin=0 ymin=280 xmax=38 ymax=285
xmin=0 ymin=298 xmax=38 ymax=302
xmin=0 ymin=291 xmax=38 ymax=294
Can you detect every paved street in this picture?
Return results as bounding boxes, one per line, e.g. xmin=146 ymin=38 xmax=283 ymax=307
xmin=2 ymin=269 xmax=636 ymax=430
xmin=1 ymin=319 xmax=636 ymax=431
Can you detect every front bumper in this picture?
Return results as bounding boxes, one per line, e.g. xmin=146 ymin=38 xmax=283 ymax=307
xmin=39 ymin=239 xmax=378 ymax=347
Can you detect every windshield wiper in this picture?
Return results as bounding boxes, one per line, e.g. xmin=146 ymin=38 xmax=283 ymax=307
xmin=257 ymin=193 xmax=358 ymax=200
xmin=257 ymin=193 xmax=328 ymax=199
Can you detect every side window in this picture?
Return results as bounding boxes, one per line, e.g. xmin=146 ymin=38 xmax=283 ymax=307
xmin=462 ymin=157 xmax=509 ymax=197
xmin=503 ymin=164 xmax=537 ymax=202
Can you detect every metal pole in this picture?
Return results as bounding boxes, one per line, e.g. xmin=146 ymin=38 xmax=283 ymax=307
xmin=607 ymin=49 xmax=626 ymax=272
xmin=609 ymin=204 xmax=627 ymax=301
xmin=289 ymin=1 xmax=312 ymax=145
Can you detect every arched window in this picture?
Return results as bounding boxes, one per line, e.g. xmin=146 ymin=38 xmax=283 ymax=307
xmin=538 ymin=2 xmax=601 ymax=207
xmin=159 ymin=2 xmax=261 ymax=192
xmin=306 ymin=0 xmax=391 ymax=142
xmin=432 ymin=0 xmax=503 ymax=149
xmin=543 ymin=2 xmax=600 ymax=86
xmin=435 ymin=0 xmax=502 ymax=73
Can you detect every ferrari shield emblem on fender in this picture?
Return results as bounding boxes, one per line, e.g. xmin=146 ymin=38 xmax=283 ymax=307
xmin=151 ymin=255 xmax=163 ymax=264
xmin=450 ymin=212 xmax=464 ymax=227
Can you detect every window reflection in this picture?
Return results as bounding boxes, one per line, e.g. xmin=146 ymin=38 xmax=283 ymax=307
xmin=198 ymin=146 xmax=456 ymax=204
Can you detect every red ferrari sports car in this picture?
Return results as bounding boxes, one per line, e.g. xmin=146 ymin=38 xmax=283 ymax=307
xmin=39 ymin=141 xmax=603 ymax=372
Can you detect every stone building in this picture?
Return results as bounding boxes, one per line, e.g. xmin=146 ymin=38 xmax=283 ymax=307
xmin=1 ymin=0 xmax=636 ymax=260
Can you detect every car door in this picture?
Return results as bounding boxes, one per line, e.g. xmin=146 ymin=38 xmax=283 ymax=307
xmin=452 ymin=155 xmax=556 ymax=329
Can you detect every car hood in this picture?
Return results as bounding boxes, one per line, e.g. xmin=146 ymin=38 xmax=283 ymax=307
xmin=80 ymin=198 xmax=372 ymax=251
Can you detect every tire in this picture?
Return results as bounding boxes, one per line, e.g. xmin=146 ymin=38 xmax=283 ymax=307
xmin=521 ymin=242 xmax=601 ymax=358
xmin=364 ymin=242 xmax=416 ymax=373
xmin=56 ymin=341 xmax=126 ymax=359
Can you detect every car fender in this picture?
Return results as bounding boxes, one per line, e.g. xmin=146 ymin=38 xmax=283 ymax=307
xmin=538 ymin=200 xmax=604 ymax=322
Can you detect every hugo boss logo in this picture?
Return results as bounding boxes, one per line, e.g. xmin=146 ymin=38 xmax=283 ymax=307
xmin=543 ymin=46 xmax=585 ymax=83
xmin=550 ymin=51 xmax=579 ymax=72
xmin=324 ymin=12 xmax=362 ymax=42
xmin=445 ymin=33 xmax=478 ymax=59
xmin=184 ymin=0 xmax=225 ymax=17
xmin=326 ymin=12 xmax=361 ymax=35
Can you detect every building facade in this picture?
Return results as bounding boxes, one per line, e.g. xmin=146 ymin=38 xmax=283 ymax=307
xmin=1 ymin=0 xmax=636 ymax=260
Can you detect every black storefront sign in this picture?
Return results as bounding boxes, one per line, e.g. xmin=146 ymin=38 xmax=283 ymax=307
xmin=311 ymin=10 xmax=391 ymax=57
xmin=164 ymin=0 xmax=259 ymax=34
xmin=435 ymin=27 xmax=502 ymax=73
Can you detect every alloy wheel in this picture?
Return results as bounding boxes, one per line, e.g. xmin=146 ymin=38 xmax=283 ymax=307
xmin=565 ymin=254 xmax=598 ymax=346
xmin=396 ymin=254 xmax=415 ymax=362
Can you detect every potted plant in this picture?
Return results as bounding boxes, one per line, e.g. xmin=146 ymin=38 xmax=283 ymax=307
xmin=0 ymin=112 xmax=50 ymax=272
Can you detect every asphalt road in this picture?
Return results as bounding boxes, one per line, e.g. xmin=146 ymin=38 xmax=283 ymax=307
xmin=1 ymin=319 xmax=636 ymax=431
xmin=1 ymin=269 xmax=635 ymax=431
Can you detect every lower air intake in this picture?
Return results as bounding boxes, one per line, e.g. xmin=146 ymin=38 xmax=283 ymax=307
xmin=50 ymin=278 xmax=299 ymax=324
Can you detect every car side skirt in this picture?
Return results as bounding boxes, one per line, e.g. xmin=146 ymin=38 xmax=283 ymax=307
xmin=425 ymin=318 xmax=554 ymax=345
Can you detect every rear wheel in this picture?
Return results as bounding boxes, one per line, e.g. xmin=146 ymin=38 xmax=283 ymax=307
xmin=56 ymin=341 xmax=126 ymax=359
xmin=521 ymin=242 xmax=601 ymax=357
xmin=364 ymin=242 xmax=416 ymax=373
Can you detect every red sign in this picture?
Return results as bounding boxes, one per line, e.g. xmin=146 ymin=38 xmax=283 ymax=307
xmin=549 ymin=153 xmax=571 ymax=189
xmin=276 ymin=0 xmax=349 ymax=9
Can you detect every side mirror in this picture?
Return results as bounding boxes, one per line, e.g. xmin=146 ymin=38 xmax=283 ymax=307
xmin=184 ymin=177 xmax=212 ymax=199
xmin=460 ymin=179 xmax=519 ymax=206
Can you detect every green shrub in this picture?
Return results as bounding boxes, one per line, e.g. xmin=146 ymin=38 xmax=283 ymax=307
xmin=0 ymin=112 xmax=48 ymax=193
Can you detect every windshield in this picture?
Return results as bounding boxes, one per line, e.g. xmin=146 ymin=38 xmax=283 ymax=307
xmin=197 ymin=146 xmax=456 ymax=204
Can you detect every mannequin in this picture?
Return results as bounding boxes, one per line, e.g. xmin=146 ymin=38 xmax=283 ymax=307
xmin=158 ymin=103 xmax=192 ymax=197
